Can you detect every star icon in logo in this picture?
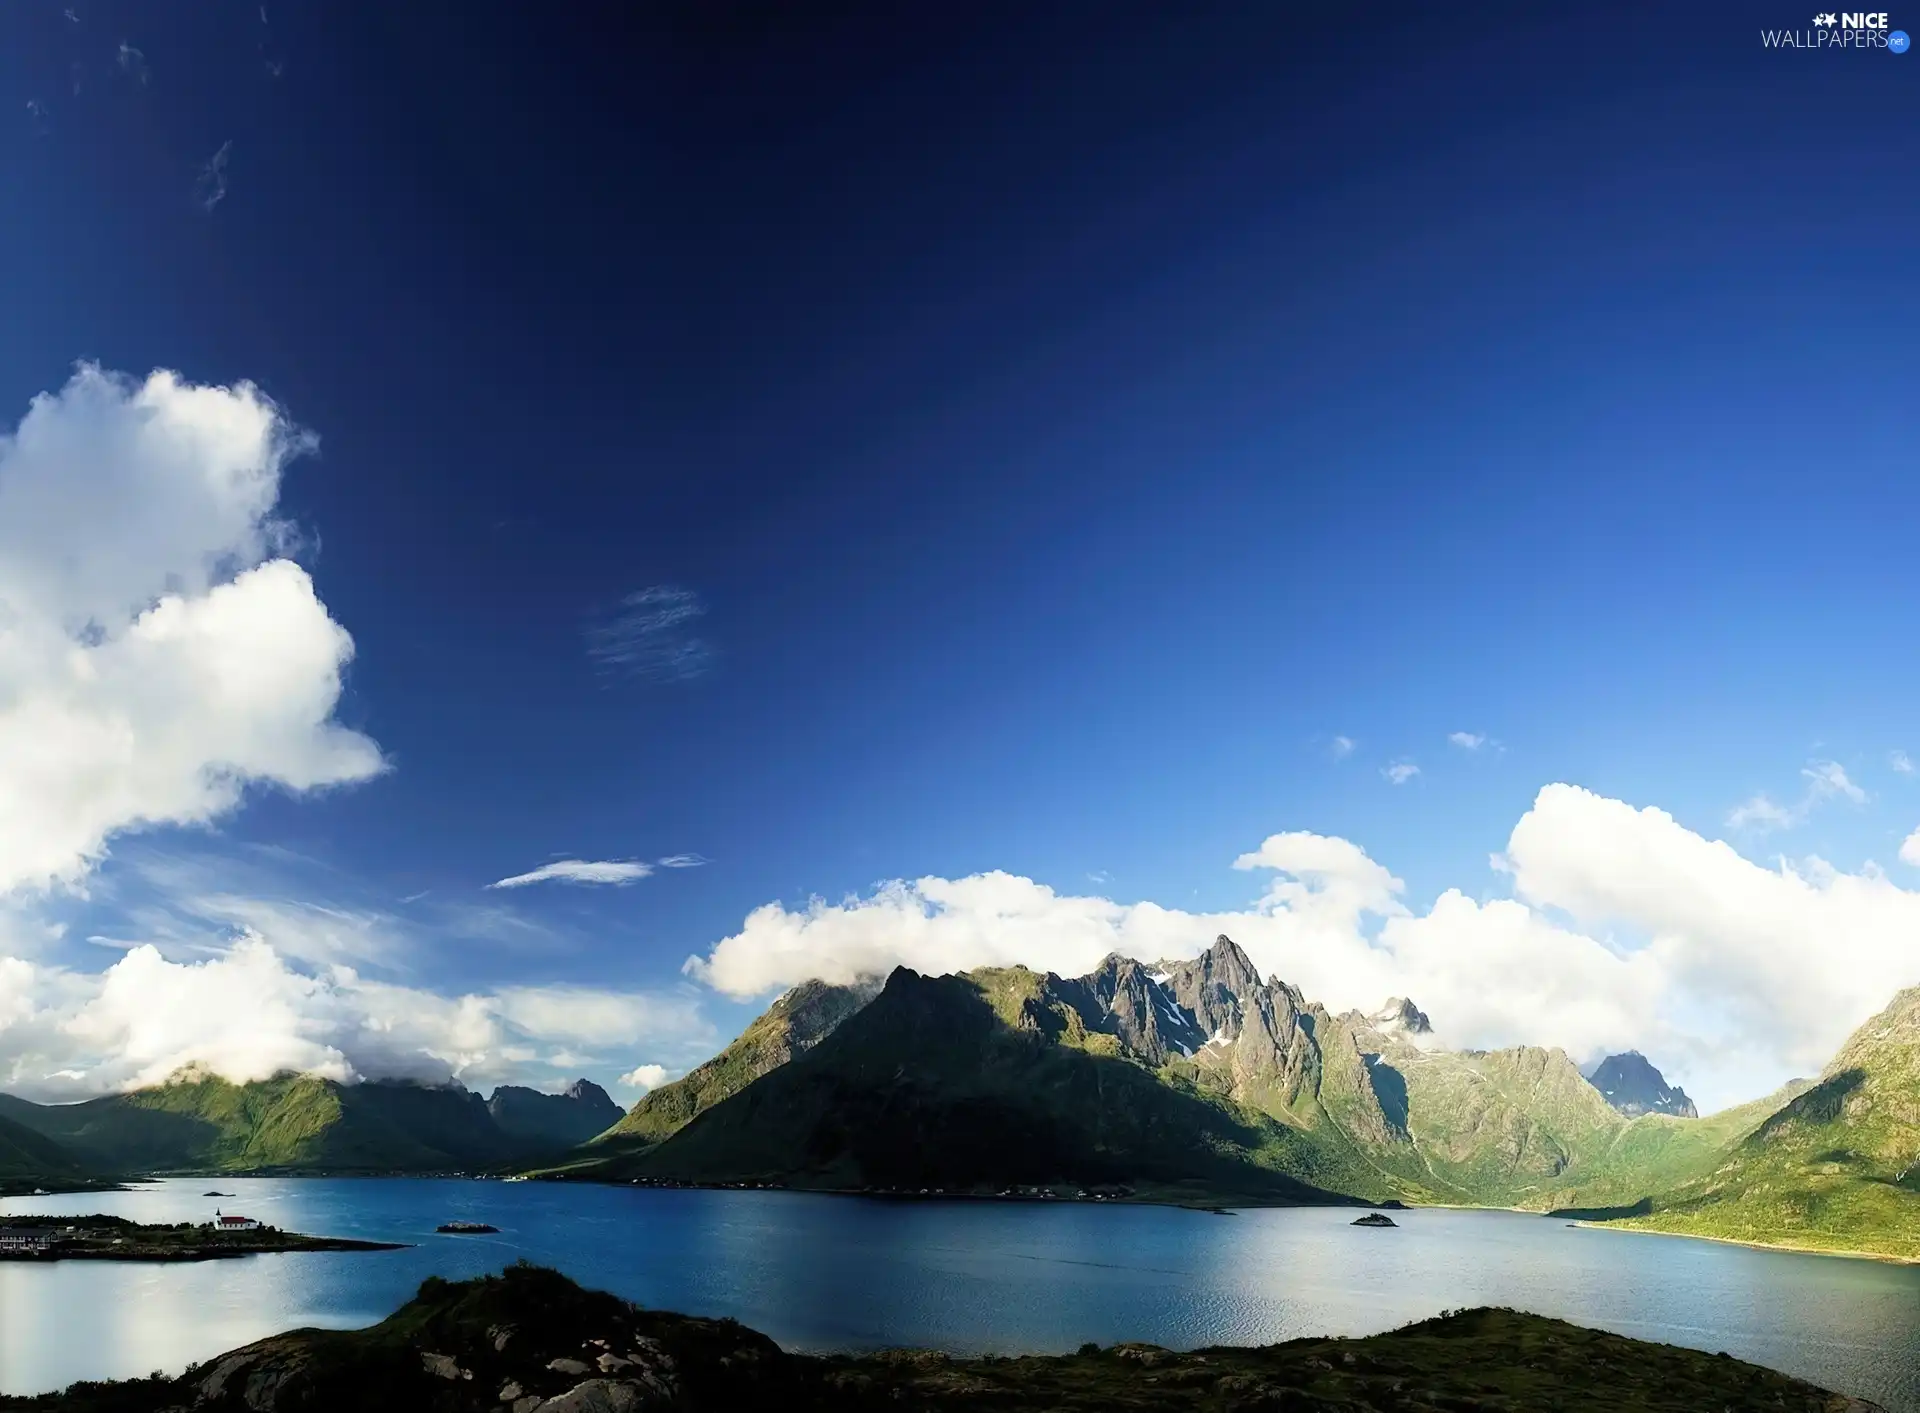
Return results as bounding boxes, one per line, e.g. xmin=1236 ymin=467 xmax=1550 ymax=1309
xmin=1813 ymin=11 xmax=1838 ymax=23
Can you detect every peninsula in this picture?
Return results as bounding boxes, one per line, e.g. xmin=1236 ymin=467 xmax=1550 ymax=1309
xmin=0 ymin=1215 xmax=404 ymax=1263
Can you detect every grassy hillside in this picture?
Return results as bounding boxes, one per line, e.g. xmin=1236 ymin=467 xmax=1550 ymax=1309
xmin=0 ymin=1073 xmax=521 ymax=1174
xmin=589 ymin=977 xmax=880 ymax=1155
xmin=1602 ymin=989 xmax=1920 ymax=1259
xmin=0 ymin=1110 xmax=87 ymax=1190
xmin=0 ymin=1263 xmax=1864 ymax=1413
xmin=620 ymin=966 xmax=1388 ymax=1204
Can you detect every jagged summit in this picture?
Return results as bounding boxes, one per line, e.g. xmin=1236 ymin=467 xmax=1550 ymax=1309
xmin=1371 ymin=997 xmax=1434 ymax=1038
xmin=1586 ymin=1050 xmax=1697 ymax=1119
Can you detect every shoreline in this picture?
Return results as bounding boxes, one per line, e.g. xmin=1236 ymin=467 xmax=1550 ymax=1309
xmin=1569 ymin=1217 xmax=1920 ymax=1267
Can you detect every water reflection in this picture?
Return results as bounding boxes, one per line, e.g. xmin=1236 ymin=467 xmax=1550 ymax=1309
xmin=1 ymin=1179 xmax=1915 ymax=1409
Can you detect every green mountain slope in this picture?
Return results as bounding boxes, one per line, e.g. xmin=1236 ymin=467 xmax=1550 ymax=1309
xmin=560 ymin=936 xmax=1767 ymax=1210
xmin=1604 ymin=989 xmax=1920 ymax=1259
xmin=604 ymin=965 xmax=1386 ymax=1204
xmin=587 ymin=976 xmax=882 ymax=1154
xmin=0 ymin=1110 xmax=86 ymax=1189
xmin=0 ymin=1072 xmax=524 ymax=1174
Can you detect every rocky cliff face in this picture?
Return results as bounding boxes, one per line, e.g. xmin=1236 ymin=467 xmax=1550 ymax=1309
xmin=1587 ymin=1051 xmax=1699 ymax=1118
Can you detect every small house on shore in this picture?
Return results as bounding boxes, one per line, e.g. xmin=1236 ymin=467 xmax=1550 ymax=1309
xmin=0 ymin=1228 xmax=53 ymax=1253
xmin=212 ymin=1212 xmax=262 ymax=1232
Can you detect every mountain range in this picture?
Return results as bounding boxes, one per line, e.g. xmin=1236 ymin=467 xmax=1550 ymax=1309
xmin=560 ymin=935 xmax=1917 ymax=1258
xmin=0 ymin=1072 xmax=618 ymax=1181
xmin=4 ymin=935 xmax=1914 ymax=1261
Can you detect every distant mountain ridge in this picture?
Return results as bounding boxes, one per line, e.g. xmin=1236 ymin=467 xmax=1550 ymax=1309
xmin=488 ymin=1080 xmax=622 ymax=1150
xmin=0 ymin=1072 xmax=621 ymax=1178
xmin=1587 ymin=1051 xmax=1698 ymax=1118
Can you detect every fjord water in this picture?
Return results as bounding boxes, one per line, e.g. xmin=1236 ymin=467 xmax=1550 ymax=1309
xmin=3 ymin=1181 xmax=1916 ymax=1408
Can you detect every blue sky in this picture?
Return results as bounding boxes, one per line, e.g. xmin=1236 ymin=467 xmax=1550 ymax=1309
xmin=0 ymin=2 xmax=1915 ymax=1110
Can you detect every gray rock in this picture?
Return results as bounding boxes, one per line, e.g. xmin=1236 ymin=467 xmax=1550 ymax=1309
xmin=420 ymin=1351 xmax=470 ymax=1380
xmin=536 ymin=1379 xmax=650 ymax=1412
xmin=546 ymin=1357 xmax=593 ymax=1376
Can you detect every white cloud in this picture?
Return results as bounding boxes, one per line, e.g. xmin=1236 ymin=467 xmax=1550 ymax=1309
xmin=618 ymin=1063 xmax=669 ymax=1092
xmin=1726 ymin=759 xmax=1866 ymax=833
xmin=1330 ymin=735 xmax=1355 ymax=760
xmin=0 ymin=938 xmax=715 ymax=1101
xmin=1900 ymin=829 xmax=1920 ymax=868
xmin=683 ymin=783 xmax=1920 ymax=1111
xmin=1447 ymin=732 xmax=1486 ymax=751
xmin=487 ymin=859 xmax=654 ymax=889
xmin=1893 ymin=750 xmax=1914 ymax=775
xmin=1382 ymin=761 xmax=1419 ymax=785
xmin=0 ymin=365 xmax=384 ymax=897
xmin=655 ymin=853 xmax=708 ymax=869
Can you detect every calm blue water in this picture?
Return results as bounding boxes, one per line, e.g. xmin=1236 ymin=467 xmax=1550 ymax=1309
xmin=2 ymin=1180 xmax=1916 ymax=1407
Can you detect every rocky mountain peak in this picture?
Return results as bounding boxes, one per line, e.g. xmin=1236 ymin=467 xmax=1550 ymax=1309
xmin=1371 ymin=997 xmax=1434 ymax=1038
xmin=562 ymin=1078 xmax=614 ymax=1108
xmin=1587 ymin=1050 xmax=1697 ymax=1119
xmin=1059 ymin=954 xmax=1205 ymax=1063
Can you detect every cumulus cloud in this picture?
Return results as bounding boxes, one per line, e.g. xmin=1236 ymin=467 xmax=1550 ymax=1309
xmin=684 ymin=783 xmax=1920 ymax=1111
xmin=585 ymin=585 xmax=714 ymax=683
xmin=487 ymin=859 xmax=654 ymax=889
xmin=1382 ymin=761 xmax=1419 ymax=785
xmin=618 ymin=1063 xmax=670 ymax=1092
xmin=0 ymin=365 xmax=384 ymax=897
xmin=1900 ymin=829 xmax=1920 ymax=868
xmin=1726 ymin=759 xmax=1866 ymax=832
xmin=1447 ymin=732 xmax=1486 ymax=751
xmin=0 ymin=937 xmax=714 ymax=1101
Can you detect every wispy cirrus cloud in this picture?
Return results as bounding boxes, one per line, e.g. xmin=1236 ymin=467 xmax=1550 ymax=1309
xmin=1330 ymin=734 xmax=1356 ymax=760
xmin=1726 ymin=759 xmax=1867 ymax=833
xmin=115 ymin=42 xmax=149 ymax=85
xmin=1382 ymin=761 xmax=1419 ymax=785
xmin=1448 ymin=731 xmax=1487 ymax=751
xmin=585 ymin=585 xmax=714 ymax=683
xmin=195 ymin=140 xmax=232 ymax=213
xmin=1892 ymin=750 xmax=1913 ymax=775
xmin=655 ymin=853 xmax=708 ymax=869
xmin=488 ymin=859 xmax=654 ymax=889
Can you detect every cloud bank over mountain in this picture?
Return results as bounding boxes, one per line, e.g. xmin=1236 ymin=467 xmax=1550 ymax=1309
xmin=688 ymin=783 xmax=1920 ymax=1111
xmin=0 ymin=938 xmax=714 ymax=1100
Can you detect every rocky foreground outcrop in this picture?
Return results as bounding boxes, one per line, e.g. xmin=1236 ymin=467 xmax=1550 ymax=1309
xmin=0 ymin=1263 xmax=1880 ymax=1413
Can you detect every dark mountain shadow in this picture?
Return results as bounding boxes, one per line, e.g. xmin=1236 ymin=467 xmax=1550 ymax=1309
xmin=0 ymin=1093 xmax=218 ymax=1172
xmin=1545 ymin=1197 xmax=1653 ymax=1220
xmin=1362 ymin=1054 xmax=1410 ymax=1135
xmin=636 ymin=968 xmax=1369 ymax=1204
xmin=1752 ymin=1068 xmax=1864 ymax=1142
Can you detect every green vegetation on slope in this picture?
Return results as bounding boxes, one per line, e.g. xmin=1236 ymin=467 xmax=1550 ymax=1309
xmin=588 ymin=977 xmax=881 ymax=1156
xmin=0 ymin=1072 xmax=523 ymax=1175
xmin=599 ymin=966 xmax=1389 ymax=1204
xmin=0 ymin=1263 xmax=1866 ymax=1413
xmin=1600 ymin=988 xmax=1920 ymax=1260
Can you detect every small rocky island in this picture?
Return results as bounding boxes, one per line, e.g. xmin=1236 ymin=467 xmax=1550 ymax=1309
xmin=0 ymin=1263 xmax=1873 ymax=1412
xmin=1352 ymin=1211 xmax=1399 ymax=1227
xmin=0 ymin=1214 xmax=404 ymax=1262
xmin=437 ymin=1221 xmax=500 ymax=1234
